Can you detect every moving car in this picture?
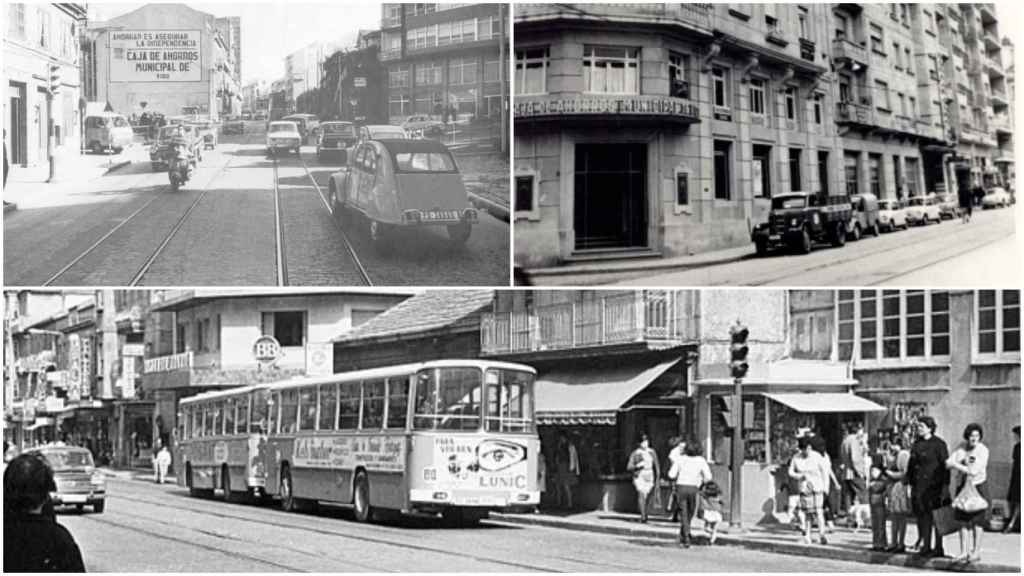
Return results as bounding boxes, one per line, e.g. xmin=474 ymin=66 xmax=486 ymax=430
xmin=982 ymin=186 xmax=1011 ymax=209
xmin=150 ymin=124 xmax=201 ymax=170
xmin=28 ymin=446 xmax=106 ymax=513
xmin=328 ymin=139 xmax=477 ymax=251
xmin=266 ymin=121 xmax=302 ymax=156
xmin=282 ymin=113 xmax=320 ymax=144
xmin=877 ymin=198 xmax=908 ymax=231
xmin=317 ymin=121 xmax=358 ymax=162
xmin=846 ymin=193 xmax=880 ymax=240
xmin=84 ymin=112 xmax=134 ymax=154
xmin=904 ymin=194 xmax=942 ymax=225
xmin=751 ymin=192 xmax=852 ymax=255
xmin=938 ymin=193 xmax=959 ymax=219
xmin=401 ymin=114 xmax=444 ymax=138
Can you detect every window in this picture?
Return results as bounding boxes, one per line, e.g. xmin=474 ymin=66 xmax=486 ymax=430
xmin=870 ymin=22 xmax=885 ymax=55
xmin=838 ymin=75 xmax=852 ymax=103
xmin=279 ymin=389 xmax=298 ymax=433
xmin=844 ymin=152 xmax=860 ymax=197
xmin=813 ymin=93 xmax=824 ymax=125
xmin=785 ymin=87 xmax=797 ymax=122
xmin=8 ymin=4 xmax=25 ymax=39
xmin=261 ymin=311 xmax=304 ymax=347
xmin=211 ymin=401 xmax=224 ymax=436
xmin=750 ymin=79 xmax=766 ymax=119
xmin=414 ymin=367 xmax=482 ymax=431
xmin=224 ymin=399 xmax=236 ymax=434
xmin=389 ymin=94 xmax=410 ymax=118
xmin=798 ymin=7 xmax=809 ymax=39
xmin=838 ymin=290 xmax=856 ymax=361
xmin=484 ymin=369 xmax=534 ymax=433
xmin=931 ymin=292 xmax=950 ymax=356
xmin=818 ymin=151 xmax=830 ymax=196
xmin=893 ymin=155 xmax=902 ymax=196
xmin=905 ymin=291 xmax=926 ymax=357
xmin=904 ymin=157 xmax=919 ymax=197
xmin=176 ymin=322 xmax=188 ymax=352
xmin=977 ymin=290 xmax=1021 ymax=356
xmin=752 ymin=145 xmax=772 ymax=199
xmin=338 ymin=383 xmax=360 ymax=429
xmin=298 ymin=387 xmax=317 ymax=431
xmin=361 ymin=379 xmax=385 ymax=429
xmin=869 ymin=154 xmax=881 ymax=196
xmin=386 ymin=376 xmax=409 ymax=429
xmin=515 ymin=48 xmax=547 ymax=95
xmin=908 ymin=96 xmax=917 ymax=118
xmin=38 ymin=8 xmax=50 ymax=48
xmin=837 ymin=290 xmax=955 ymax=362
xmin=712 ymin=67 xmax=730 ymax=109
xmin=714 ymin=140 xmax=732 ymax=200
xmin=882 ymin=290 xmax=901 ymax=358
xmin=860 ymin=290 xmax=878 ymax=360
xmin=874 ymin=80 xmax=890 ymax=110
xmin=835 ymin=13 xmax=849 ymax=40
xmin=448 ymin=57 xmax=477 ymax=86
xmin=905 ymin=48 xmax=914 ymax=74
xmin=382 ymin=4 xmax=402 ymax=27
xmin=675 ymin=170 xmax=690 ymax=206
xmin=789 ymin=148 xmax=802 ymax=192
xmin=484 ymin=58 xmax=500 ymax=83
xmin=316 ymin=384 xmax=337 ymax=430
xmin=893 ymin=42 xmax=902 ymax=68
xmin=583 ymin=45 xmax=640 ymax=94
xmin=389 ymin=65 xmax=409 ymax=88
xmin=669 ymin=52 xmax=689 ymax=98
xmin=897 ymin=92 xmax=906 ymax=116
xmin=415 ymin=61 xmax=442 ymax=86
xmin=237 ymin=395 xmax=250 ymax=434
xmin=515 ymin=173 xmax=537 ymax=217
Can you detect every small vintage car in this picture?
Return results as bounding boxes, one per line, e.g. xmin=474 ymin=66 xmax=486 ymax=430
xmin=282 ymin=113 xmax=320 ymax=144
xmin=266 ymin=121 xmax=302 ymax=156
xmin=328 ymin=139 xmax=477 ymax=251
xmin=751 ymin=192 xmax=852 ymax=255
xmin=401 ymin=114 xmax=445 ymax=138
xmin=150 ymin=124 xmax=201 ymax=170
xmin=905 ymin=194 xmax=942 ymax=225
xmin=84 ymin=112 xmax=134 ymax=154
xmin=28 ymin=445 xmax=106 ymax=513
xmin=317 ymin=121 xmax=358 ymax=162
xmin=878 ymin=198 xmax=908 ymax=232
xmin=938 ymin=193 xmax=960 ymax=219
xmin=982 ymin=186 xmax=1012 ymax=209
xmin=846 ymin=192 xmax=880 ymax=240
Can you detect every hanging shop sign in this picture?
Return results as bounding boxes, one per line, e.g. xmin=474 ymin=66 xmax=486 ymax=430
xmin=514 ymin=94 xmax=700 ymax=121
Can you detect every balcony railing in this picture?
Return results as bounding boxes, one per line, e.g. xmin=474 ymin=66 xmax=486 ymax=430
xmin=991 ymin=114 xmax=1011 ymax=134
xmin=991 ymin=88 xmax=1009 ymax=107
xmin=983 ymin=28 xmax=1000 ymax=50
xmin=380 ymin=48 xmax=401 ymax=61
xmin=144 ymin=351 xmax=193 ymax=374
xmin=835 ymin=101 xmax=874 ymax=126
xmin=832 ymin=37 xmax=869 ymax=68
xmin=515 ymin=3 xmax=712 ymax=32
xmin=480 ymin=291 xmax=696 ymax=356
xmin=983 ymin=54 xmax=1003 ymax=75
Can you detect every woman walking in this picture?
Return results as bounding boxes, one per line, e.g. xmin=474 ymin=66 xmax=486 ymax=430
xmin=1005 ymin=425 xmax=1020 ymax=533
xmin=627 ymin=434 xmax=660 ymax=523
xmin=947 ymin=423 xmax=991 ymax=563
xmin=554 ymin=432 xmax=580 ymax=510
xmin=958 ymin=183 xmax=973 ymax=223
xmin=668 ymin=441 xmax=712 ymax=548
xmin=789 ymin=436 xmax=831 ymax=545
xmin=811 ymin=434 xmax=840 ymax=531
xmin=907 ymin=416 xmax=949 ymax=559
xmin=884 ymin=438 xmax=912 ymax=553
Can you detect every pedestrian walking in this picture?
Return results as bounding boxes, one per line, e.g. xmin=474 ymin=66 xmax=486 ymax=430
xmin=788 ymin=436 xmax=831 ymax=545
xmin=946 ymin=423 xmax=990 ymax=564
xmin=840 ymin=423 xmax=868 ymax=513
xmin=1005 ymin=425 xmax=1020 ymax=533
xmin=868 ymin=456 xmax=889 ymax=551
xmin=810 ymin=434 xmax=840 ymax=531
xmin=907 ymin=416 xmax=950 ymax=559
xmin=553 ymin=432 xmax=579 ymax=510
xmin=151 ymin=438 xmax=163 ymax=482
xmin=668 ymin=441 xmax=712 ymax=548
xmin=536 ymin=448 xmax=547 ymax=512
xmin=884 ymin=438 xmax=912 ymax=553
xmin=4 ymin=452 xmax=86 ymax=572
xmin=698 ymin=480 xmax=724 ymax=544
xmin=958 ymin=184 xmax=973 ymax=223
xmin=626 ymin=434 xmax=660 ymax=523
xmin=155 ymin=445 xmax=172 ymax=484
xmin=665 ymin=436 xmax=684 ymax=521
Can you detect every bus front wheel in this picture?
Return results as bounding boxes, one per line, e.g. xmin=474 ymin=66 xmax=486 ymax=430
xmin=353 ymin=472 xmax=372 ymax=523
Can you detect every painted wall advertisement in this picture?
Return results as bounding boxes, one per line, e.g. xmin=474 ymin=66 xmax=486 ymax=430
xmin=110 ymin=30 xmax=202 ymax=82
xmin=425 ymin=435 xmax=531 ymax=491
xmin=292 ymin=435 xmax=405 ymax=472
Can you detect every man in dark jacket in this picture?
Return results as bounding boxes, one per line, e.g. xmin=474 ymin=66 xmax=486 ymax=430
xmin=906 ymin=416 xmax=950 ymax=559
xmin=4 ymin=452 xmax=86 ymax=572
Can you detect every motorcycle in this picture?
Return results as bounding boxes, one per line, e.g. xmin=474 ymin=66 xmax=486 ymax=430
xmin=167 ymin=142 xmax=195 ymax=190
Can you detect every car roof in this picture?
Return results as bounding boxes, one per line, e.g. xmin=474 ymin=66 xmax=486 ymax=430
xmin=773 ymin=192 xmax=809 ymax=198
xmin=30 ymin=445 xmax=92 ymax=454
xmin=376 ymin=138 xmax=451 ymax=154
xmin=322 ymin=121 xmax=353 ymax=126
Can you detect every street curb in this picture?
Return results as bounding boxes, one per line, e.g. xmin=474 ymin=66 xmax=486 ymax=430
xmin=100 ymin=159 xmax=132 ymax=177
xmin=490 ymin=513 xmax=1020 ymax=573
xmin=468 ymin=191 xmax=509 ymax=223
xmin=525 ymin=250 xmax=750 ymax=279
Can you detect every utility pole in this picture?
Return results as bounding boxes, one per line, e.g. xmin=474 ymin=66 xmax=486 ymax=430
xmin=499 ymin=4 xmax=508 ymax=154
xmin=728 ymin=321 xmax=750 ymax=529
xmin=46 ymin=62 xmax=61 ymax=182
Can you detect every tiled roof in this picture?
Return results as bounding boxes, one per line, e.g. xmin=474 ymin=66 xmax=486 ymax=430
xmin=333 ymin=290 xmax=493 ymax=343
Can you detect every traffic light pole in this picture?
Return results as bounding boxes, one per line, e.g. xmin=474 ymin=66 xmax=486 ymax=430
xmin=46 ymin=91 xmax=55 ymax=183
xmin=730 ymin=376 xmax=743 ymax=529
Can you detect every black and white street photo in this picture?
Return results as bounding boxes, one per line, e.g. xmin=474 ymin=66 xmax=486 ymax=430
xmin=513 ymin=3 xmax=1018 ymax=286
xmin=3 ymin=288 xmax=1021 ymax=572
xmin=3 ymin=2 xmax=511 ymax=287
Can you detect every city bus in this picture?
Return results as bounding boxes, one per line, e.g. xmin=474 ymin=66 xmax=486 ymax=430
xmin=262 ymin=359 xmax=538 ymax=525
xmin=176 ymin=383 xmax=273 ymax=502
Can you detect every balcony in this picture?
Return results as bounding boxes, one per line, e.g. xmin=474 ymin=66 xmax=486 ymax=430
xmin=380 ymin=48 xmax=402 ymax=61
xmin=835 ymin=101 xmax=874 ymax=127
xmin=514 ymin=3 xmax=712 ymax=34
xmin=142 ymin=350 xmax=305 ymax=390
xmin=991 ymin=88 xmax=1008 ymax=108
xmin=766 ymin=27 xmax=790 ymax=48
xmin=991 ymin=114 xmax=1012 ymax=135
xmin=832 ymin=37 xmax=869 ymax=69
xmin=983 ymin=28 xmax=1000 ymax=51
xmin=892 ymin=115 xmax=917 ymax=136
xmin=979 ymin=4 xmax=997 ymax=25
xmin=144 ymin=351 xmax=193 ymax=374
xmin=985 ymin=55 xmax=1004 ymax=78
xmin=480 ymin=291 xmax=697 ymax=357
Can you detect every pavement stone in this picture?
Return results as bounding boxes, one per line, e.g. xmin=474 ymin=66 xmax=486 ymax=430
xmin=3 ymin=146 xmax=145 ymax=211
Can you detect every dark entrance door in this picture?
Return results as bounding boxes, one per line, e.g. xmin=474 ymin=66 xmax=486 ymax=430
xmin=8 ymin=81 xmax=26 ymax=165
xmin=574 ymin=143 xmax=647 ymax=250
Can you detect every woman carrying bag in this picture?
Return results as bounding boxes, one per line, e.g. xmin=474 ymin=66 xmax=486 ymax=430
xmin=946 ymin=423 xmax=990 ymax=564
xmin=884 ymin=438 xmax=912 ymax=553
xmin=627 ymin=435 xmax=660 ymax=523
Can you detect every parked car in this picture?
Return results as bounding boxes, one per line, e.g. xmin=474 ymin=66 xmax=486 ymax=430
xmin=84 ymin=112 xmax=134 ymax=154
xmin=751 ymin=192 xmax=852 ymax=255
xmin=317 ymin=121 xmax=358 ymax=162
xmin=982 ymin=186 xmax=1011 ymax=209
xmin=401 ymin=114 xmax=444 ymax=138
xmin=938 ymin=193 xmax=960 ymax=219
xmin=904 ymin=194 xmax=942 ymax=225
xmin=150 ymin=124 xmax=201 ymax=170
xmin=222 ymin=115 xmax=245 ymax=135
xmin=28 ymin=446 xmax=106 ymax=513
xmin=328 ymin=138 xmax=477 ymax=251
xmin=846 ymin=192 xmax=880 ymax=240
xmin=282 ymin=113 xmax=320 ymax=144
xmin=266 ymin=121 xmax=302 ymax=156
xmin=877 ymin=198 xmax=908 ymax=232
xmin=357 ymin=124 xmax=409 ymax=143
xmin=189 ymin=120 xmax=218 ymax=150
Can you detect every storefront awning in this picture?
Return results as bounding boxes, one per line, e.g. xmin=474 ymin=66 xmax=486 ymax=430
xmin=536 ymin=357 xmax=682 ymax=425
xmin=24 ymin=417 xmax=56 ymax=431
xmin=764 ymin=393 xmax=886 ymax=414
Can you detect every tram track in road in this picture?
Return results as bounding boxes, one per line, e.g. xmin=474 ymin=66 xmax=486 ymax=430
xmin=109 ymin=488 xmax=638 ymax=572
xmin=271 ymin=155 xmax=288 ymax=286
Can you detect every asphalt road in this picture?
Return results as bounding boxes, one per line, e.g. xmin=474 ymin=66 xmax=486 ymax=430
xmin=607 ymin=207 xmax=1018 ymax=287
xmin=57 ymin=477 xmax=915 ymax=572
xmin=3 ymin=129 xmax=509 ymax=287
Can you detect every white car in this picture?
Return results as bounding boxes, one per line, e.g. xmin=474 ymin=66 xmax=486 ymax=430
xmin=982 ymin=187 xmax=1011 ymax=209
xmin=878 ymin=199 xmax=908 ymax=231
xmin=266 ymin=121 xmax=301 ymax=156
xmin=904 ymin=195 xmax=941 ymax=225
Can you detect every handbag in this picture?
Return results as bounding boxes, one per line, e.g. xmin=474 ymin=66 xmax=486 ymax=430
xmin=932 ymin=505 xmax=961 ymax=536
xmin=953 ymin=480 xmax=988 ymax=513
xmin=886 ymin=482 xmax=911 ymax=516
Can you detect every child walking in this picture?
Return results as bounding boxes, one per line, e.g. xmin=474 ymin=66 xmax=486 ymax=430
xmin=699 ymin=481 xmax=725 ymax=544
xmin=868 ymin=457 xmax=889 ymax=551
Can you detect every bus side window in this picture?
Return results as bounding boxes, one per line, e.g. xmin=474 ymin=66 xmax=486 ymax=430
xmin=211 ymin=402 xmax=222 ymax=436
xmin=237 ymin=394 xmax=250 ymax=434
xmin=198 ymin=408 xmax=207 ymax=437
xmin=252 ymin=392 xmax=268 ymax=435
xmin=386 ymin=376 xmax=409 ymax=430
xmin=338 ymin=383 xmax=360 ymax=430
xmin=224 ymin=399 xmax=236 ymax=435
xmin=268 ymin=392 xmax=279 ymax=435
xmin=361 ymin=379 xmax=385 ymax=430
xmin=319 ymin=384 xmax=338 ymax=430
xmin=280 ymin=390 xmax=298 ymax=433
xmin=299 ymin=387 xmax=317 ymax=431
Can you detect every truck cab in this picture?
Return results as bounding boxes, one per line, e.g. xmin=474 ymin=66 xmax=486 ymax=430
xmin=751 ymin=192 xmax=852 ymax=256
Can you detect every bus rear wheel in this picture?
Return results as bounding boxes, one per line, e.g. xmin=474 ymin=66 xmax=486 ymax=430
xmin=353 ymin=472 xmax=372 ymax=523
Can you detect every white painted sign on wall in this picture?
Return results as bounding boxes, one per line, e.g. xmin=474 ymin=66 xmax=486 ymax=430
xmin=110 ymin=30 xmax=202 ymax=82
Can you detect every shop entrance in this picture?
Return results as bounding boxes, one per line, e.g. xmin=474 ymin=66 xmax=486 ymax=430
xmin=8 ymin=81 xmax=26 ymax=165
xmin=574 ymin=143 xmax=648 ymax=250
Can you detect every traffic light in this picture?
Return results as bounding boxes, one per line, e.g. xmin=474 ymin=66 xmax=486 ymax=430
xmin=729 ymin=321 xmax=749 ymax=380
xmin=49 ymin=64 xmax=61 ymax=95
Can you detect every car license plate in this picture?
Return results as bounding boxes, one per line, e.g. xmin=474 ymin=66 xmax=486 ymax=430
xmin=63 ymin=494 xmax=88 ymax=503
xmin=769 ymin=235 xmax=781 ymax=242
xmin=456 ymin=495 xmax=505 ymax=506
xmin=422 ymin=210 xmax=460 ymax=222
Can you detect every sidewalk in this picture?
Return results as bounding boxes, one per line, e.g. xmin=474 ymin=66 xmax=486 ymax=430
xmin=523 ymin=244 xmax=754 ymax=285
xmin=491 ymin=510 xmax=1021 ymax=573
xmin=3 ymin=146 xmax=143 ymax=212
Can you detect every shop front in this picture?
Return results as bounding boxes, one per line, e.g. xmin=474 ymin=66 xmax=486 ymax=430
xmin=112 ymin=400 xmax=155 ymax=468
xmin=56 ymin=403 xmax=114 ymax=466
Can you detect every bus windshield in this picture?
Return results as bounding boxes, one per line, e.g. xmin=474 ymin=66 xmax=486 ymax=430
xmin=485 ymin=369 xmax=535 ymax=433
xmin=413 ymin=367 xmax=482 ymax=431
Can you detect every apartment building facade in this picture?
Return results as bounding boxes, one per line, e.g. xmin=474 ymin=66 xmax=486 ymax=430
xmin=381 ymin=3 xmax=507 ymax=125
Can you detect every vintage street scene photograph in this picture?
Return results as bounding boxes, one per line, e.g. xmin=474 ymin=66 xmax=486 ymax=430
xmin=3 ymin=288 xmax=1021 ymax=571
xmin=3 ymin=2 xmax=511 ymax=287
xmin=513 ymin=3 xmax=1019 ymax=286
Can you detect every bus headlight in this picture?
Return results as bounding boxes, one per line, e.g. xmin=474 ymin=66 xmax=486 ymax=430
xmin=432 ymin=491 xmax=450 ymax=501
xmin=516 ymin=493 xmax=531 ymax=502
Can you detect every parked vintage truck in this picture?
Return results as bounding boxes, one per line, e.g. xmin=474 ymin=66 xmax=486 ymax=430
xmin=751 ymin=192 xmax=852 ymax=256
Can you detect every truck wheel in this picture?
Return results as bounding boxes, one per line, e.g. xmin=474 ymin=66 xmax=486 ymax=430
xmin=754 ymin=238 xmax=768 ymax=257
xmin=831 ymin=223 xmax=846 ymax=247
xmin=870 ymin=222 xmax=880 ymax=237
xmin=353 ymin=472 xmax=372 ymax=523
xmin=850 ymin=223 xmax=861 ymax=242
xmin=795 ymin=228 xmax=812 ymax=254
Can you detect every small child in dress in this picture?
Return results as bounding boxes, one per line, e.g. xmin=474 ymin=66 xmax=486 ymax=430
xmin=699 ymin=481 xmax=725 ymax=544
xmin=868 ymin=457 xmax=889 ymax=551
